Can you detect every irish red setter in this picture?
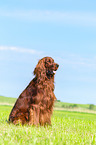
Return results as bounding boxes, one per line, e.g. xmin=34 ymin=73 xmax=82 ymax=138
xmin=8 ymin=57 xmax=59 ymax=126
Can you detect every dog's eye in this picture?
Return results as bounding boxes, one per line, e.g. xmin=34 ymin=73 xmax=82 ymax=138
xmin=46 ymin=59 xmax=51 ymax=64
xmin=48 ymin=59 xmax=54 ymax=63
xmin=48 ymin=60 xmax=51 ymax=63
xmin=45 ymin=58 xmax=54 ymax=65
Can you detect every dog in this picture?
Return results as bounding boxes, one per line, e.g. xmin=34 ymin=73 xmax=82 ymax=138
xmin=8 ymin=57 xmax=59 ymax=125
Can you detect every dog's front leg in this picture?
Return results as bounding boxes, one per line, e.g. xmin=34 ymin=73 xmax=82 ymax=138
xmin=29 ymin=104 xmax=40 ymax=126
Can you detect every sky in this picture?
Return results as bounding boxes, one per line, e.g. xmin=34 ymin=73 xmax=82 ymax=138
xmin=0 ymin=0 xmax=96 ymax=104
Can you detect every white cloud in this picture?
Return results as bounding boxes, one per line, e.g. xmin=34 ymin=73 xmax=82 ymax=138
xmin=0 ymin=9 xmax=96 ymax=26
xmin=0 ymin=46 xmax=41 ymax=54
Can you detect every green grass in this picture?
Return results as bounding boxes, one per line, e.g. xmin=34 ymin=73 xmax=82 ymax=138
xmin=0 ymin=105 xmax=96 ymax=145
xmin=0 ymin=96 xmax=16 ymax=104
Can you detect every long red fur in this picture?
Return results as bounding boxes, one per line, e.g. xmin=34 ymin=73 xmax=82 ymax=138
xmin=8 ymin=57 xmax=59 ymax=125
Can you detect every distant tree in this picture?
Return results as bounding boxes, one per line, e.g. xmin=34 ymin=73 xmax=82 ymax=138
xmin=72 ymin=104 xmax=78 ymax=108
xmin=57 ymin=100 xmax=61 ymax=102
xmin=89 ymin=104 xmax=95 ymax=110
xmin=62 ymin=104 xmax=65 ymax=108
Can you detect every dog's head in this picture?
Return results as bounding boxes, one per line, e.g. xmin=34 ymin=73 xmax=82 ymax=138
xmin=34 ymin=57 xmax=59 ymax=83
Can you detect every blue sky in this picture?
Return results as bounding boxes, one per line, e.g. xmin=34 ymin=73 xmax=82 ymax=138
xmin=0 ymin=0 xmax=96 ymax=104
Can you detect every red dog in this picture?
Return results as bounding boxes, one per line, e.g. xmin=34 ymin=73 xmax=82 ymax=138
xmin=8 ymin=57 xmax=59 ymax=125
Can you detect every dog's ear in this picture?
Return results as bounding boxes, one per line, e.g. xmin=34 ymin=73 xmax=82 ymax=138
xmin=34 ymin=58 xmax=46 ymax=83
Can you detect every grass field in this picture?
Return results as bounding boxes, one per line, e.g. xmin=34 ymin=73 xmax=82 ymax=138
xmin=0 ymin=96 xmax=96 ymax=144
xmin=0 ymin=96 xmax=16 ymax=105
xmin=0 ymin=105 xmax=96 ymax=145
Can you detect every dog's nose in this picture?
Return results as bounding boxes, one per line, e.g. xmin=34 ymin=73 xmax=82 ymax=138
xmin=56 ymin=64 xmax=59 ymax=68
